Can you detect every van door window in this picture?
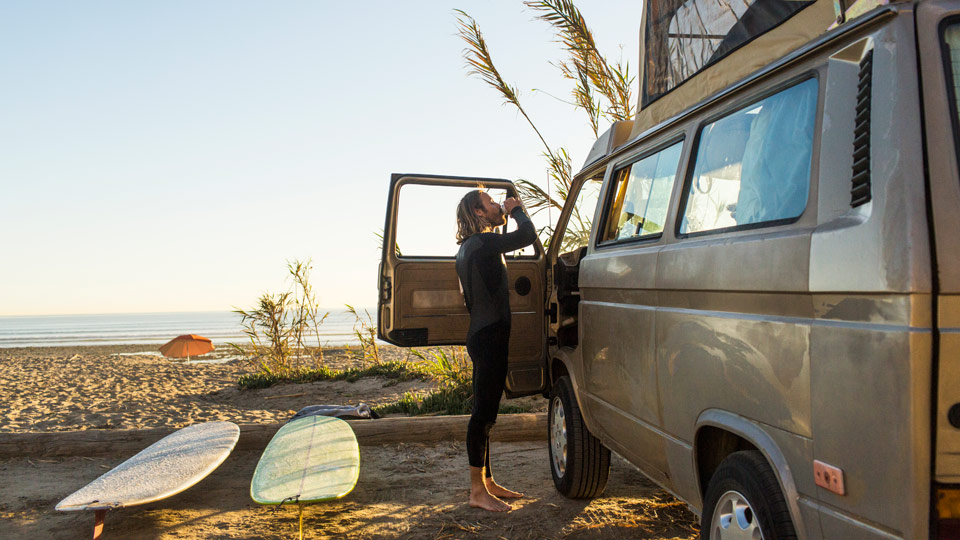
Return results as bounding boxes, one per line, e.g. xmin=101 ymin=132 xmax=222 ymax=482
xmin=943 ymin=24 xmax=960 ymax=165
xmin=679 ymin=78 xmax=818 ymax=235
xmin=396 ymin=184 xmax=533 ymax=258
xmin=557 ymin=177 xmax=603 ymax=253
xmin=600 ymin=140 xmax=684 ymax=243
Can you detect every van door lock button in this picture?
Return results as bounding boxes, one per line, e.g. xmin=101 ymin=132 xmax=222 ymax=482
xmin=948 ymin=404 xmax=960 ymax=429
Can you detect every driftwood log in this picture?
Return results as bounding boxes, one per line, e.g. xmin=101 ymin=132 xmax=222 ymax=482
xmin=0 ymin=413 xmax=547 ymax=459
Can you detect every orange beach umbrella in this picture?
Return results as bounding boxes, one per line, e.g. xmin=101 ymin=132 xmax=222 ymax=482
xmin=159 ymin=334 xmax=214 ymax=359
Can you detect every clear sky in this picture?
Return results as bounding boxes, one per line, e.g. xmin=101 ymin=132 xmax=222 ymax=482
xmin=0 ymin=1 xmax=640 ymax=316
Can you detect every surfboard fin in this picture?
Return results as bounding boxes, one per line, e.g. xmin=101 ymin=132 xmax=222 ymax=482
xmin=93 ymin=509 xmax=106 ymax=540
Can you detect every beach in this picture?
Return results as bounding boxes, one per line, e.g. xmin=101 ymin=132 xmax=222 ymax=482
xmin=0 ymin=344 xmax=448 ymax=433
xmin=0 ymin=344 xmax=698 ymax=539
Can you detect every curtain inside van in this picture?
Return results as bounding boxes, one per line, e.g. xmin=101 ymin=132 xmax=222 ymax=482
xmin=642 ymin=0 xmax=816 ymax=107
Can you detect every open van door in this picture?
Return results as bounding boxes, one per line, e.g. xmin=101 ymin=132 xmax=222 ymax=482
xmin=377 ymin=173 xmax=547 ymax=397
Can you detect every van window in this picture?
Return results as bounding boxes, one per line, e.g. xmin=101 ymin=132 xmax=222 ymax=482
xmin=600 ymin=141 xmax=684 ymax=243
xmin=396 ymin=184 xmax=534 ymax=258
xmin=557 ymin=176 xmax=602 ymax=253
xmin=679 ymin=78 xmax=818 ymax=235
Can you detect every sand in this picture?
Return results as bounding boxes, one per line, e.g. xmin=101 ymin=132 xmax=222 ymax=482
xmin=0 ymin=345 xmax=699 ymax=539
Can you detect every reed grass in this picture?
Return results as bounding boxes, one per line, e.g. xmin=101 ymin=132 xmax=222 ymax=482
xmin=237 ymin=360 xmax=425 ymax=390
xmin=237 ymin=344 xmax=535 ymax=416
xmin=345 ymin=304 xmax=381 ymax=365
xmin=230 ymin=258 xmax=329 ymax=376
xmin=455 ymin=1 xmax=633 ymax=248
xmin=373 ymin=380 xmax=532 ymax=416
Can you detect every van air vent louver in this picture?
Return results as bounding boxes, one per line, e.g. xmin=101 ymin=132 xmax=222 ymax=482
xmin=851 ymin=49 xmax=873 ymax=207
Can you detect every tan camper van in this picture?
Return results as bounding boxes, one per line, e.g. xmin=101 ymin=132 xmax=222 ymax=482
xmin=378 ymin=0 xmax=960 ymax=538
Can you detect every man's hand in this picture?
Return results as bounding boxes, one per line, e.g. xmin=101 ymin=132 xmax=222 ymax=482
xmin=503 ymin=197 xmax=522 ymax=216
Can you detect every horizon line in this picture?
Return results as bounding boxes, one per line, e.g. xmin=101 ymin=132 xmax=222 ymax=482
xmin=0 ymin=307 xmax=378 ymax=318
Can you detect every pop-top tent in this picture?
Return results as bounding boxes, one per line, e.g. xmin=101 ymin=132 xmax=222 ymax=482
xmin=625 ymin=0 xmax=902 ymax=141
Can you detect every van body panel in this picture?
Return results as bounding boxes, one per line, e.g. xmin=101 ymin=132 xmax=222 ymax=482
xmin=578 ymin=245 xmax=668 ymax=478
xmin=549 ymin=345 xmax=609 ymax=438
xmin=657 ymin=309 xmax=813 ymax=438
xmin=810 ymin=325 xmax=932 ymax=536
xmin=917 ymin=0 xmax=960 ymax=484
xmin=810 ymin=15 xmax=932 ymax=296
xmin=580 ymin=301 xmax=660 ymax=426
xmin=798 ymin=499 xmax=825 ymax=540
xmin=816 ymin=504 xmax=904 ymax=540
xmin=657 ymin=230 xmax=812 ymax=292
xmin=805 ymin=13 xmax=932 ymax=539
xmin=580 ymin=392 xmax=674 ymax=488
xmin=663 ymin=437 xmax=700 ymax=509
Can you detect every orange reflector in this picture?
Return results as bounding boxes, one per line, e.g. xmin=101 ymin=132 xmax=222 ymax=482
xmin=939 ymin=487 xmax=960 ymax=519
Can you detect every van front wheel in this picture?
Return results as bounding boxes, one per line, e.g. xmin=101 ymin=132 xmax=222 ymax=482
xmin=700 ymin=450 xmax=797 ymax=540
xmin=548 ymin=375 xmax=610 ymax=498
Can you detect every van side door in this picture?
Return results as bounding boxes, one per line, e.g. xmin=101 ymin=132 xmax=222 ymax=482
xmin=377 ymin=173 xmax=547 ymax=397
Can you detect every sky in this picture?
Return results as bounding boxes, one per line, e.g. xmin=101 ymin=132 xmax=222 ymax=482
xmin=0 ymin=1 xmax=641 ymax=316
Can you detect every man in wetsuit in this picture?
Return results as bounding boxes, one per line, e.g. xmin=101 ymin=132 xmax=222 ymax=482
xmin=455 ymin=189 xmax=536 ymax=512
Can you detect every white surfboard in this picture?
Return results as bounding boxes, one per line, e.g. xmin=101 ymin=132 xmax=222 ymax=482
xmin=57 ymin=421 xmax=240 ymax=512
xmin=250 ymin=415 xmax=360 ymax=505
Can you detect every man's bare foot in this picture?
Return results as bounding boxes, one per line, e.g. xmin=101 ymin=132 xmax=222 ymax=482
xmin=484 ymin=479 xmax=524 ymax=499
xmin=469 ymin=487 xmax=512 ymax=512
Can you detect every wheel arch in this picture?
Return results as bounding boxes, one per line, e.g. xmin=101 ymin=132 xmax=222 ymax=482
xmin=694 ymin=409 xmax=807 ymax=540
xmin=547 ymin=354 xmax=605 ymax=438
xmin=549 ymin=356 xmax=571 ymax=385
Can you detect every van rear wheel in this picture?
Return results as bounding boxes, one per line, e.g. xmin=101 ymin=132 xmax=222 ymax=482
xmin=548 ymin=375 xmax=609 ymax=498
xmin=700 ymin=450 xmax=797 ymax=540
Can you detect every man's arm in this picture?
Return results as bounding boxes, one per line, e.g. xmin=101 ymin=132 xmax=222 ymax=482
xmin=481 ymin=205 xmax=537 ymax=255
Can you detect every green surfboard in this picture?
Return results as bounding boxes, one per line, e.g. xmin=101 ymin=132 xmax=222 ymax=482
xmin=250 ymin=415 xmax=360 ymax=505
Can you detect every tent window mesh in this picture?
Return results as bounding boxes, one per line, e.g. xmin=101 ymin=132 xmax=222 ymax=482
xmin=642 ymin=0 xmax=815 ymax=107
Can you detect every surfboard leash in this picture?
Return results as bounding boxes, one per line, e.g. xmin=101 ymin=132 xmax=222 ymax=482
xmin=274 ymin=495 xmax=305 ymax=540
xmin=298 ymin=503 xmax=305 ymax=540
xmin=274 ymin=495 xmax=300 ymax=511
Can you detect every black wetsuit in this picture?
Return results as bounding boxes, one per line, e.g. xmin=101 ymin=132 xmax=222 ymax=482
xmin=455 ymin=207 xmax=536 ymax=473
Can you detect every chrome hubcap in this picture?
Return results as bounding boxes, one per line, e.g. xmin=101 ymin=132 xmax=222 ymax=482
xmin=710 ymin=490 xmax=764 ymax=540
xmin=550 ymin=396 xmax=567 ymax=477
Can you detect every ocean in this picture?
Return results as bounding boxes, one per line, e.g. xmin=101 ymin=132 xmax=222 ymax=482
xmin=0 ymin=308 xmax=376 ymax=348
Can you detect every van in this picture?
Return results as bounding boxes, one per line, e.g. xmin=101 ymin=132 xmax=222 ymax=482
xmin=377 ymin=0 xmax=960 ymax=538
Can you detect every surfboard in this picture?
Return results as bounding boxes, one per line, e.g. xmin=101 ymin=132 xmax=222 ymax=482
xmin=56 ymin=421 xmax=239 ymax=539
xmin=57 ymin=421 xmax=240 ymax=512
xmin=250 ymin=415 xmax=360 ymax=505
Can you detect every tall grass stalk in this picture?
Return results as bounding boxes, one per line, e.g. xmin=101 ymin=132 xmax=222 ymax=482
xmin=230 ymin=259 xmax=329 ymax=376
xmin=346 ymin=304 xmax=381 ymax=366
xmin=455 ymin=1 xmax=633 ymax=247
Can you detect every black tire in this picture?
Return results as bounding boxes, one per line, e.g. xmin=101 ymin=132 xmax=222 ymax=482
xmin=700 ymin=450 xmax=797 ymax=540
xmin=548 ymin=375 xmax=610 ymax=498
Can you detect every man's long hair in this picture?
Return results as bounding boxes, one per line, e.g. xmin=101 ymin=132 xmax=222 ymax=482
xmin=456 ymin=189 xmax=488 ymax=245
